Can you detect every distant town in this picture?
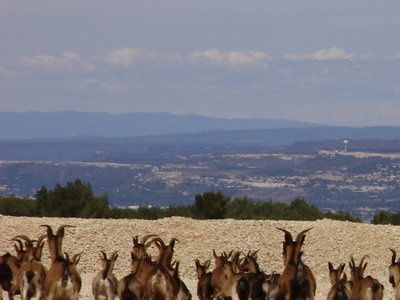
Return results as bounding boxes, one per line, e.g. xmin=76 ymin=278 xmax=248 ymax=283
xmin=1 ymin=138 xmax=400 ymax=220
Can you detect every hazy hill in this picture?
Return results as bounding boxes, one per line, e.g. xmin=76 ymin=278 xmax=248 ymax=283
xmin=2 ymin=127 xmax=400 ymax=161
xmin=0 ymin=111 xmax=321 ymax=139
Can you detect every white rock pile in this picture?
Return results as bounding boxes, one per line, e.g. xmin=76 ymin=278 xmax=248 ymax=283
xmin=0 ymin=215 xmax=398 ymax=299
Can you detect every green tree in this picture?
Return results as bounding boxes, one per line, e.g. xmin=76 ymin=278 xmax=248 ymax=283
xmin=0 ymin=196 xmax=37 ymax=216
xmin=36 ymin=179 xmax=109 ymax=218
xmin=194 ymin=191 xmax=230 ymax=219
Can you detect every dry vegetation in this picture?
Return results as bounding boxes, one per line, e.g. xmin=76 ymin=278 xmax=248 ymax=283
xmin=0 ymin=215 xmax=398 ymax=299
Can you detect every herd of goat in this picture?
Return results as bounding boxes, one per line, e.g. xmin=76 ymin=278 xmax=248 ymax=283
xmin=0 ymin=225 xmax=399 ymax=300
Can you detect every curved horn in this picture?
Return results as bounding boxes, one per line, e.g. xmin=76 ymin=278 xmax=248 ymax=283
xmin=40 ymin=224 xmax=54 ymax=236
xmin=111 ymin=251 xmax=118 ymax=260
xmin=390 ymin=248 xmax=397 ymax=264
xmin=295 ymin=228 xmax=312 ymax=242
xmin=359 ymin=255 xmax=369 ymax=268
xmin=13 ymin=235 xmax=33 ymax=247
xmin=141 ymin=234 xmax=158 ymax=245
xmin=100 ymin=250 xmax=107 ymax=260
xmin=277 ymin=228 xmax=293 ymax=242
xmin=169 ymin=238 xmax=179 ymax=244
xmin=12 ymin=239 xmax=24 ymax=252
xmin=145 ymin=237 xmax=165 ymax=248
xmin=36 ymin=234 xmax=47 ymax=246
xmin=349 ymin=256 xmax=355 ymax=268
xmin=56 ymin=225 xmax=75 ymax=235
xmin=72 ymin=253 xmax=81 ymax=264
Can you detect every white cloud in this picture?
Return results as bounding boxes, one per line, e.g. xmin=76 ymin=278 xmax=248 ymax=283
xmin=190 ymin=49 xmax=271 ymax=66
xmin=284 ymin=47 xmax=354 ymax=61
xmin=105 ymin=47 xmax=158 ymax=67
xmin=16 ymin=52 xmax=93 ymax=72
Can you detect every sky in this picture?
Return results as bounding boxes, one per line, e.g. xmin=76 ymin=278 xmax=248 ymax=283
xmin=1 ymin=1 xmax=400 ymax=126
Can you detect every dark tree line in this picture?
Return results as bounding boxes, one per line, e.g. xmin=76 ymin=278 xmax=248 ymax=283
xmin=0 ymin=179 xmax=361 ymax=222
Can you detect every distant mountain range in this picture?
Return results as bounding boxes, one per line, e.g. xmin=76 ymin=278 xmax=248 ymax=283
xmin=0 ymin=111 xmax=322 ymax=139
xmin=2 ymin=127 xmax=400 ymax=161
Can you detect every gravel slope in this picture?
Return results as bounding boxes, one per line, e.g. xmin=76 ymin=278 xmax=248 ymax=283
xmin=0 ymin=215 xmax=397 ymax=299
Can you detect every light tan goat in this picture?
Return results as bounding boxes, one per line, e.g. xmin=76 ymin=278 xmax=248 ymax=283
xmin=348 ymin=256 xmax=383 ymax=300
xmin=327 ymin=262 xmax=352 ymax=300
xmin=216 ymin=258 xmax=249 ymax=300
xmin=276 ymin=228 xmax=316 ymax=300
xmin=389 ymin=248 xmax=400 ymax=300
xmin=151 ymin=237 xmax=191 ymax=300
xmin=92 ymin=251 xmax=118 ymax=300
xmin=41 ymin=225 xmax=81 ymax=300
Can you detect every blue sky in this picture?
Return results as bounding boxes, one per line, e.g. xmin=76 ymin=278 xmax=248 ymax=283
xmin=1 ymin=1 xmax=400 ymax=125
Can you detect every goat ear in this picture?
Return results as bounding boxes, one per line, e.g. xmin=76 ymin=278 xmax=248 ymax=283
xmin=328 ymin=262 xmax=334 ymax=272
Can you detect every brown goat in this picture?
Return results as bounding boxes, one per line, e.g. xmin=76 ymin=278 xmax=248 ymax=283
xmin=92 ymin=251 xmax=118 ymax=300
xmin=348 ymin=256 xmax=383 ymax=300
xmin=131 ymin=234 xmax=157 ymax=259
xmin=0 ymin=252 xmax=20 ymax=300
xmin=327 ymin=262 xmax=352 ymax=300
xmin=195 ymin=259 xmax=213 ymax=300
xmin=241 ymin=250 xmax=278 ymax=300
xmin=41 ymin=225 xmax=81 ymax=300
xmin=120 ymin=235 xmax=184 ymax=300
xmin=151 ymin=238 xmax=179 ymax=269
xmin=12 ymin=235 xmax=46 ymax=263
xmin=118 ymin=253 xmax=143 ymax=300
xmin=276 ymin=228 xmax=316 ymax=300
xmin=172 ymin=261 xmax=191 ymax=300
xmin=210 ymin=249 xmax=226 ymax=296
xmin=389 ymin=248 xmax=400 ymax=299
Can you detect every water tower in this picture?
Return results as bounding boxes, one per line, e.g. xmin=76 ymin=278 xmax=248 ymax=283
xmin=343 ymin=139 xmax=348 ymax=152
